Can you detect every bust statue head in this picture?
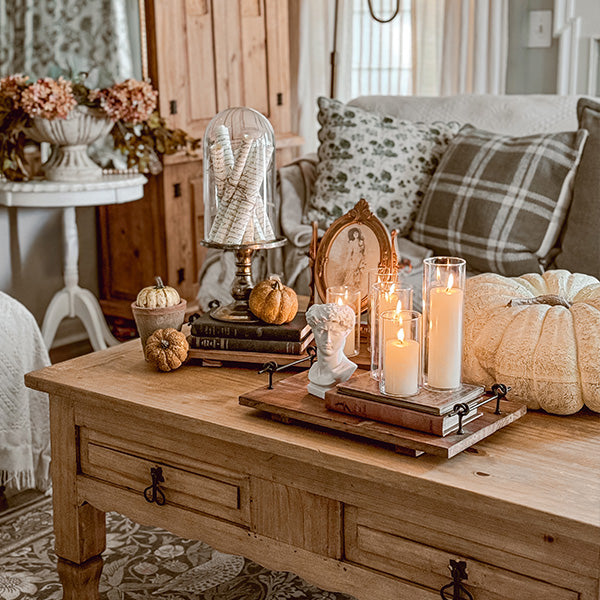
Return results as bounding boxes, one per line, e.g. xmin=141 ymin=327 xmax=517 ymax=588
xmin=305 ymin=303 xmax=357 ymax=398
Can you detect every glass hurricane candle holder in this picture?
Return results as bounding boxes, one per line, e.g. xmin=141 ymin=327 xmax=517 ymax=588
xmin=366 ymin=267 xmax=402 ymax=352
xmin=423 ymin=256 xmax=466 ymax=391
xmin=379 ymin=309 xmax=422 ymax=397
xmin=203 ymin=107 xmax=277 ymax=246
xmin=370 ymin=282 xmax=413 ymax=379
xmin=326 ymin=286 xmax=361 ymax=357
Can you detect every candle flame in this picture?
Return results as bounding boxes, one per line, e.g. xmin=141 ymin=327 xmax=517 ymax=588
xmin=395 ymin=299 xmax=403 ymax=313
xmin=446 ymin=273 xmax=454 ymax=292
xmin=397 ymin=327 xmax=405 ymax=343
xmin=436 ymin=266 xmax=441 ymax=281
xmin=336 ymin=297 xmax=344 ymax=306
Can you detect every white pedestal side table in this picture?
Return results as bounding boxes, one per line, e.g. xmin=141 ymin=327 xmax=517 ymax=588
xmin=0 ymin=174 xmax=147 ymax=351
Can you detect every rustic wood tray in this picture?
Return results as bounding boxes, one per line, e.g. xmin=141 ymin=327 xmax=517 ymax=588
xmin=239 ymin=371 xmax=527 ymax=458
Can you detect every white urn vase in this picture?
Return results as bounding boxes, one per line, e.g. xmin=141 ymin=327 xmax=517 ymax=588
xmin=28 ymin=106 xmax=113 ymax=181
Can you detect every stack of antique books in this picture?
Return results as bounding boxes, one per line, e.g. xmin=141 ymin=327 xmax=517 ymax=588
xmin=325 ymin=371 xmax=484 ymax=436
xmin=189 ymin=312 xmax=314 ymax=355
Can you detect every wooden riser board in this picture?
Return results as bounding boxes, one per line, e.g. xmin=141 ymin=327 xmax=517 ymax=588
xmin=239 ymin=371 xmax=527 ymax=459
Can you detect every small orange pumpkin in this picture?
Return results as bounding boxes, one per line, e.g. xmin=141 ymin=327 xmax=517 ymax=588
xmin=249 ymin=276 xmax=298 ymax=324
xmin=144 ymin=328 xmax=189 ymax=371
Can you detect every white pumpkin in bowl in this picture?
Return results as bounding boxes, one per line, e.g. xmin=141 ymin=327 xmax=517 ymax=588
xmin=136 ymin=277 xmax=181 ymax=309
xmin=463 ymin=270 xmax=600 ymax=415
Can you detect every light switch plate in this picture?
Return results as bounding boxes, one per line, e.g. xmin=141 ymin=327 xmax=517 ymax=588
xmin=528 ymin=10 xmax=553 ymax=48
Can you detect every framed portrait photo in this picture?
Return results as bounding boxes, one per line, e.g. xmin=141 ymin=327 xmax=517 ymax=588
xmin=314 ymin=199 xmax=395 ymax=312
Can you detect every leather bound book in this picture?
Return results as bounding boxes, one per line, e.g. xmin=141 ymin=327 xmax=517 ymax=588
xmin=324 ymin=390 xmax=481 ymax=436
xmin=188 ymin=332 xmax=314 ymax=355
xmin=336 ymin=371 xmax=485 ymax=415
xmin=190 ymin=312 xmax=311 ymax=342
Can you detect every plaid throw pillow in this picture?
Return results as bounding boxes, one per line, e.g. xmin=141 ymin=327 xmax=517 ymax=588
xmin=410 ymin=125 xmax=588 ymax=276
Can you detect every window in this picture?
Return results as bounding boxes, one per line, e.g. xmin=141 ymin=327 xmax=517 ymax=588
xmin=350 ymin=0 xmax=413 ymax=97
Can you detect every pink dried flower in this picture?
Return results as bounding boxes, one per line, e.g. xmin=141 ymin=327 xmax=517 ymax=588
xmin=93 ymin=79 xmax=158 ymax=124
xmin=0 ymin=74 xmax=29 ymax=108
xmin=20 ymin=76 xmax=76 ymax=119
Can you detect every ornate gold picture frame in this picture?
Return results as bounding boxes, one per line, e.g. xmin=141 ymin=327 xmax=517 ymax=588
xmin=313 ymin=199 xmax=395 ymax=312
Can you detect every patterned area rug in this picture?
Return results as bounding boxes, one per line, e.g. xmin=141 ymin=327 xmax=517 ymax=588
xmin=0 ymin=495 xmax=356 ymax=600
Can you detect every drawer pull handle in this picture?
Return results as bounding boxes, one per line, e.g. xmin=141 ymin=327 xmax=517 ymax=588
xmin=440 ymin=559 xmax=474 ymax=600
xmin=143 ymin=466 xmax=166 ymax=506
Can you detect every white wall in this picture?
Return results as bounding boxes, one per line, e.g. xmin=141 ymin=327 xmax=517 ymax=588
xmin=573 ymin=0 xmax=600 ymax=94
xmin=506 ymin=0 xmax=600 ymax=95
xmin=506 ymin=0 xmax=559 ymax=94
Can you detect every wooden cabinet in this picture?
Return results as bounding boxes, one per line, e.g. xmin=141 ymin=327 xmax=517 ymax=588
xmin=98 ymin=0 xmax=301 ymax=320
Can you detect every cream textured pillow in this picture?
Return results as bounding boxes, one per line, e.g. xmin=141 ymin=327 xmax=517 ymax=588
xmin=305 ymin=97 xmax=460 ymax=235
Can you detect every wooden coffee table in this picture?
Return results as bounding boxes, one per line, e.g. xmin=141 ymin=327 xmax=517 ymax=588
xmin=26 ymin=341 xmax=600 ymax=600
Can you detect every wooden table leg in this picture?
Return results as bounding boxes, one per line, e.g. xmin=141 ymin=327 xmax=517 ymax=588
xmin=57 ymin=556 xmax=103 ymax=600
xmin=51 ymin=395 xmax=106 ymax=599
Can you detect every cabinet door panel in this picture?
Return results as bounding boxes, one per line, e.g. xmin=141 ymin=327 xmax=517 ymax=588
xmin=212 ymin=0 xmax=269 ymax=115
xmin=185 ymin=0 xmax=218 ymax=126
xmin=161 ymin=161 xmax=202 ymax=300
xmin=240 ymin=0 xmax=269 ymax=114
xmin=151 ymin=0 xmax=189 ymax=131
xmin=98 ymin=177 xmax=166 ymax=302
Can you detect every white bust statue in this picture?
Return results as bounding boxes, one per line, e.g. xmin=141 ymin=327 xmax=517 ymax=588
xmin=305 ymin=303 xmax=358 ymax=399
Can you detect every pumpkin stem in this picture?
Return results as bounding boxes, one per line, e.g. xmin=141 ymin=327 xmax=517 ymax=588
xmin=269 ymin=275 xmax=283 ymax=290
xmin=507 ymin=294 xmax=572 ymax=309
xmin=160 ymin=339 xmax=170 ymax=349
xmin=155 ymin=276 xmax=165 ymax=289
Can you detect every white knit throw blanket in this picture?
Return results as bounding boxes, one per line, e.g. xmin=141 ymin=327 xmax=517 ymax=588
xmin=0 ymin=292 xmax=51 ymax=491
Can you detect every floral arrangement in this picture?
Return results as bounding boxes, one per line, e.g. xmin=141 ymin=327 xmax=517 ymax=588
xmin=0 ymin=73 xmax=199 ymax=181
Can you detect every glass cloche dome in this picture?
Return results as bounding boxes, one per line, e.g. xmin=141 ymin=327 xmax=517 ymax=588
xmin=203 ymin=107 xmax=277 ymax=247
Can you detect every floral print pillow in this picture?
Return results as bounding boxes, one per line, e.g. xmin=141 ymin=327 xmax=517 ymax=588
xmin=306 ymin=97 xmax=460 ymax=236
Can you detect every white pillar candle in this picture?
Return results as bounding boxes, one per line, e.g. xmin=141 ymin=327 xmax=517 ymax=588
xmin=427 ymin=284 xmax=463 ymax=389
xmin=383 ymin=328 xmax=420 ymax=396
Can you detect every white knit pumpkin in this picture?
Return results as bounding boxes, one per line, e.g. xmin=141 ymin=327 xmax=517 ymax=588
xmin=136 ymin=277 xmax=180 ymax=309
xmin=463 ymin=270 xmax=600 ymax=415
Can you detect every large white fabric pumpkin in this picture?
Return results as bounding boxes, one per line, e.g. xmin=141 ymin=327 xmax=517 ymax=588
xmin=463 ymin=270 xmax=600 ymax=415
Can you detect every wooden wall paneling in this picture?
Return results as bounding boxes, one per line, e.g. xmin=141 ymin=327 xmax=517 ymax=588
xmin=149 ymin=0 xmax=188 ymax=130
xmin=212 ymin=1 xmax=244 ymax=110
xmin=184 ymin=0 xmax=218 ymax=137
xmin=161 ymin=161 xmax=202 ymax=300
xmin=265 ymin=0 xmax=292 ymax=135
xmin=240 ymin=0 xmax=269 ymax=114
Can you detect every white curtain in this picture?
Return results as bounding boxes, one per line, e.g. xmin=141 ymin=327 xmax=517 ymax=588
xmin=296 ymin=0 xmax=352 ymax=153
xmin=438 ymin=0 xmax=509 ymax=95
xmin=413 ymin=0 xmax=445 ymax=95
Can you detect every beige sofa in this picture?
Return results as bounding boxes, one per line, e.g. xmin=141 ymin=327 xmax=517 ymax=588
xmin=198 ymin=94 xmax=596 ymax=310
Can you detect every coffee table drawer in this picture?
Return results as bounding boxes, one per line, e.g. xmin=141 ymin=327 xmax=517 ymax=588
xmin=79 ymin=428 xmax=250 ymax=526
xmin=344 ymin=507 xmax=580 ymax=600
